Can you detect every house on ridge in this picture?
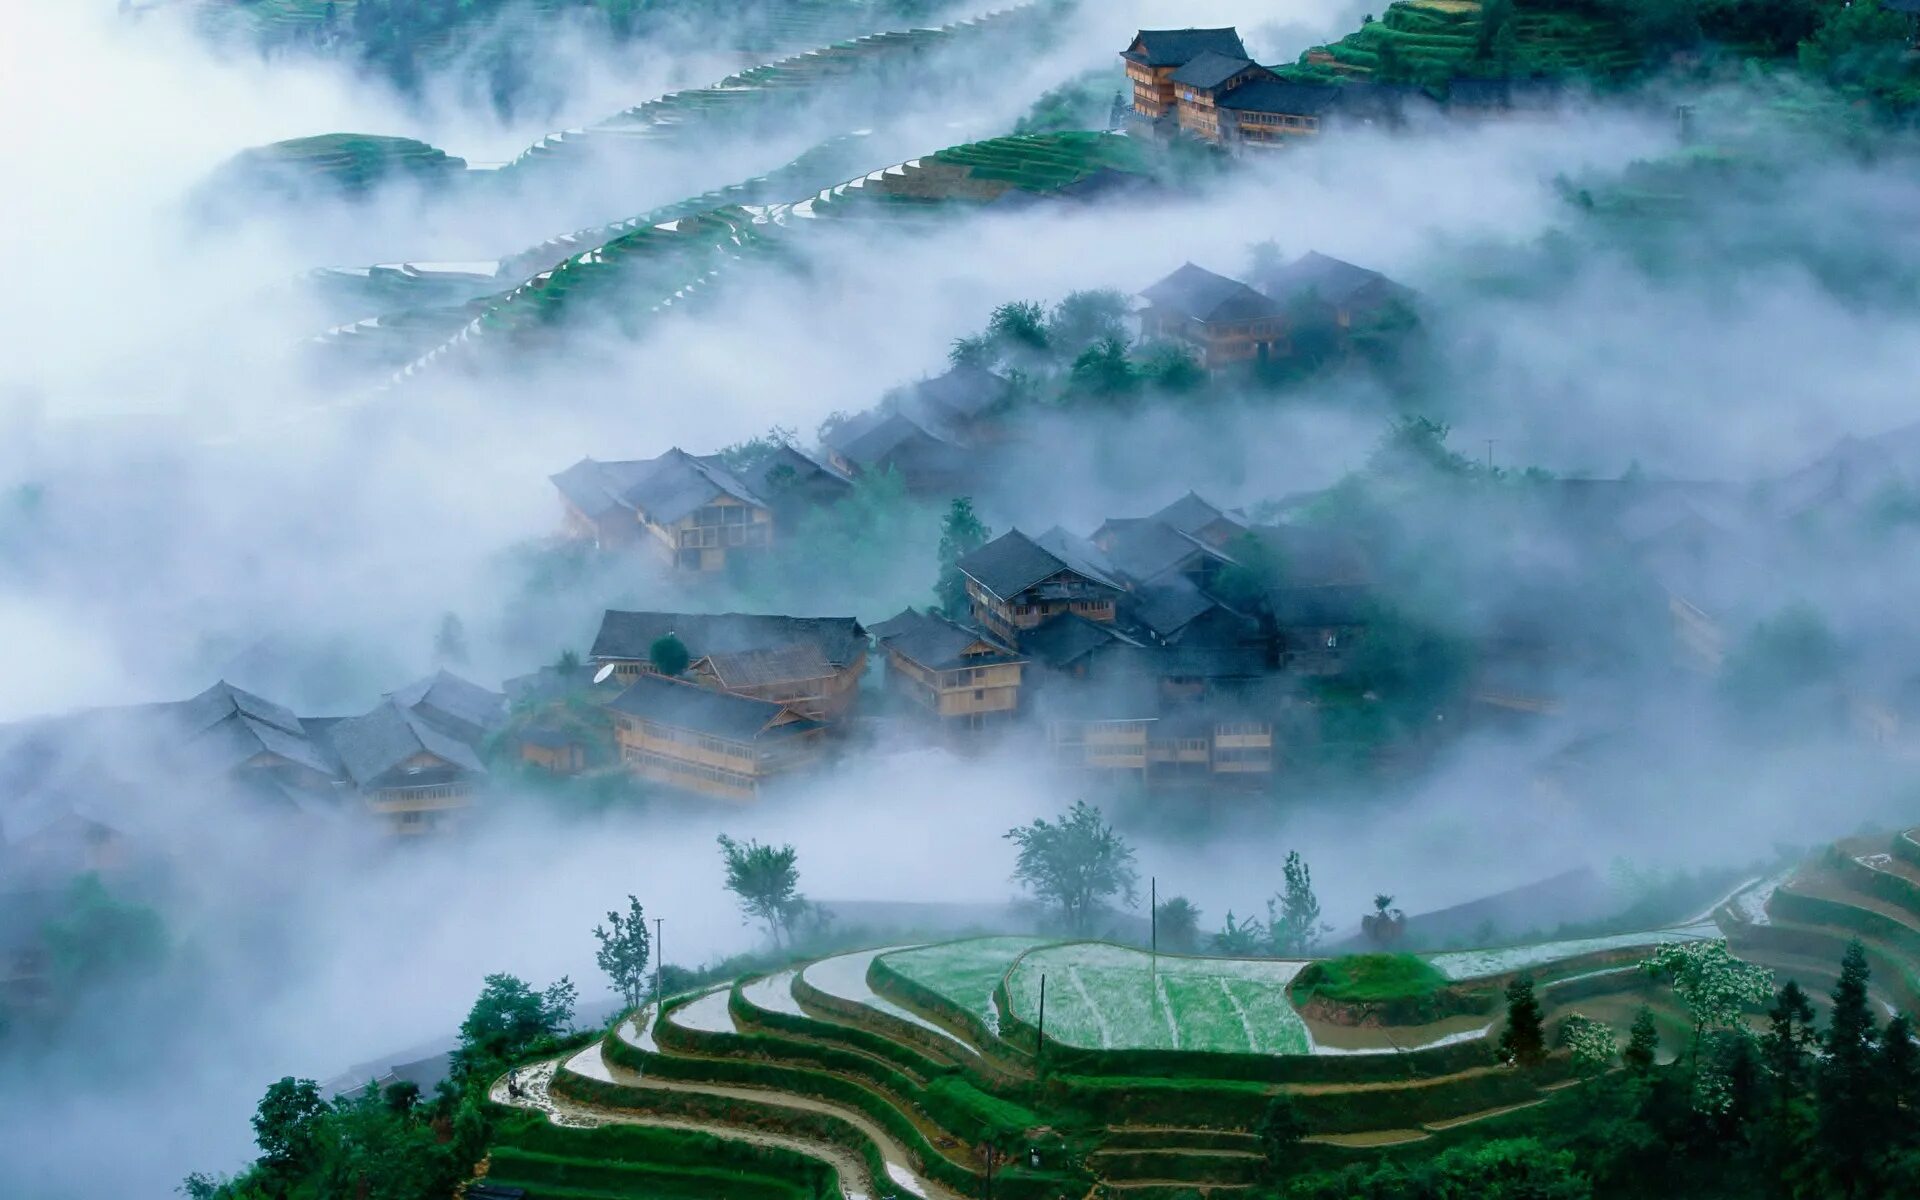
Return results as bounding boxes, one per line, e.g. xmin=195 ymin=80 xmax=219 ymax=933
xmin=956 ymin=528 xmax=1124 ymax=644
xmin=1121 ymin=27 xmax=1251 ymax=124
xmin=869 ymin=608 xmax=1028 ymax=734
xmin=604 ymin=674 xmax=823 ymax=803
xmin=550 ymin=447 xmax=773 ymax=571
xmin=1139 ymin=263 xmax=1288 ymax=368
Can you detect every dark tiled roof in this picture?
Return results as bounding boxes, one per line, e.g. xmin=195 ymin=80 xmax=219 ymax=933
xmin=958 ymin=529 xmax=1122 ymax=602
xmin=326 ymin=701 xmax=484 ymax=790
xmin=550 ymin=449 xmax=767 ymax=526
xmin=1127 ymin=580 xmax=1221 ymax=640
xmin=1140 ymin=263 xmax=1283 ymax=325
xmin=388 ymin=671 xmax=506 ymax=746
xmin=1216 ymin=80 xmax=1343 ymax=115
xmin=175 ymin=681 xmax=305 ymax=739
xmin=590 ymin=612 xmax=866 ymax=667
xmin=912 ymin=364 xmax=1011 ymax=422
xmin=1171 ymin=51 xmax=1258 ymax=89
xmin=1131 ymin=643 xmax=1266 ymax=680
xmin=183 ymin=710 xmax=334 ymax=778
xmin=1271 ymin=584 xmax=1373 ymax=626
xmin=1152 ymin=491 xmax=1246 ymax=538
xmin=1022 ymin=613 xmax=1138 ymax=671
xmin=699 ymin=643 xmax=835 ymax=689
xmin=1102 ymin=520 xmax=1229 ymax=585
xmin=870 ymin=608 xmax=1023 ymax=672
xmin=605 ymin=674 xmax=817 ymax=742
xmin=1123 ymin=27 xmax=1249 ymax=68
xmin=1252 ymin=251 xmax=1406 ymax=309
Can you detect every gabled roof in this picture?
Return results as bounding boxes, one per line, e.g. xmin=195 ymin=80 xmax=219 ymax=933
xmin=1171 ymin=51 xmax=1260 ymax=89
xmin=1271 ymin=584 xmax=1373 ymax=627
xmin=1127 ymin=580 xmax=1224 ymax=641
xmin=870 ymin=608 xmax=1023 ymax=672
xmin=698 ymin=643 xmax=835 ymax=689
xmin=1153 ymin=491 xmax=1248 ymax=539
xmin=175 ymin=681 xmax=305 ymax=739
xmin=958 ymin=529 xmax=1122 ymax=602
xmin=326 ymin=701 xmax=484 ymax=790
xmin=1022 ymin=613 xmax=1139 ymax=671
xmin=1252 ymin=251 xmax=1408 ymax=309
xmin=911 ymin=364 xmax=1012 ymax=423
xmin=1101 ymin=519 xmax=1231 ymax=585
xmin=550 ymin=448 xmax=768 ymax=525
xmin=1140 ymin=263 xmax=1283 ymax=325
xmin=172 ymin=682 xmax=333 ymax=777
xmin=589 ymin=611 xmax=867 ymax=667
xmin=1216 ymin=80 xmax=1343 ymax=115
xmin=831 ymin=410 xmax=960 ymax=466
xmin=1123 ymin=27 xmax=1249 ymax=68
xmin=754 ymin=443 xmax=853 ymax=497
xmin=605 ymin=674 xmax=818 ymax=742
xmin=388 ymin=671 xmax=506 ymax=745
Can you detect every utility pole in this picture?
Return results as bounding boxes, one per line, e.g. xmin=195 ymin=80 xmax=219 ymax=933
xmin=1150 ymin=876 xmax=1158 ymax=979
xmin=1485 ymin=438 xmax=1497 ymax=473
xmin=653 ymin=916 xmax=664 ymax=1027
xmin=1036 ymin=974 xmax=1047 ymax=1066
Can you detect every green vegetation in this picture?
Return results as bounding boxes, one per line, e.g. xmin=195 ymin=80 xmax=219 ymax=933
xmin=202 ymin=133 xmax=465 ymax=206
xmin=1294 ymin=953 xmax=1450 ymax=1004
xmin=1004 ymin=800 xmax=1139 ymax=936
xmin=717 ymin=835 xmax=809 ymax=948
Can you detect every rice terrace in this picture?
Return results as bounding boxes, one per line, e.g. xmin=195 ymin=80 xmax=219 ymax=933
xmin=485 ymin=830 xmax=1920 ymax=1197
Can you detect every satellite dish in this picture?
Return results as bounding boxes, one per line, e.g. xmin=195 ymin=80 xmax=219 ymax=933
xmin=593 ymin=663 xmax=616 ymax=684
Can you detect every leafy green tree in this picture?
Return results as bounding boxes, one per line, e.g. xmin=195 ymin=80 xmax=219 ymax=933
xmin=1475 ymin=0 xmax=1515 ymax=61
xmin=935 ymin=497 xmax=991 ymax=620
xmin=1067 ymin=336 xmax=1141 ymax=401
xmin=1562 ymin=1013 xmax=1618 ymax=1076
xmin=1498 ymin=977 xmax=1548 ymax=1068
xmin=1154 ymin=895 xmax=1203 ymax=953
xmin=593 ymin=894 xmax=652 ymax=1010
xmin=987 ymin=300 xmax=1049 ymax=352
xmin=1140 ymin=341 xmax=1205 ymax=393
xmin=1256 ymin=1093 xmax=1308 ymax=1179
xmin=1879 ymin=1013 xmax=1920 ymax=1146
xmin=649 ymin=633 xmax=690 ymax=677
xmin=1005 ymin=800 xmax=1139 ymax=936
xmin=1623 ymin=1004 xmax=1661 ymax=1074
xmin=311 ymin=1085 xmax=462 ymax=1200
xmin=251 ymin=1077 xmax=326 ymax=1193
xmin=1212 ymin=910 xmax=1266 ymax=955
xmin=949 ymin=333 xmax=995 ymax=369
xmin=1269 ymin=851 xmax=1330 ymax=955
xmin=457 ymin=973 xmax=576 ymax=1068
xmin=1718 ymin=604 xmax=1841 ymax=724
xmin=40 ymin=873 xmax=166 ymax=996
xmin=718 ymin=834 xmax=807 ymax=947
xmin=1799 ymin=0 xmax=1913 ymax=93
xmin=1817 ymin=940 xmax=1880 ymax=1194
xmin=1046 ymin=289 xmax=1129 ymax=356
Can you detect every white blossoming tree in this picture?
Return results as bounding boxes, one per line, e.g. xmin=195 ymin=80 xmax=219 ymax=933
xmin=1642 ymin=939 xmax=1774 ymax=1073
xmin=1560 ymin=1013 xmax=1619 ymax=1077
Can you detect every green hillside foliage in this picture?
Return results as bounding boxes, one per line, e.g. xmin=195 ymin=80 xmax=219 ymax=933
xmin=1294 ymin=953 xmax=1451 ymax=1003
xmin=203 ymin=132 xmax=466 ymax=205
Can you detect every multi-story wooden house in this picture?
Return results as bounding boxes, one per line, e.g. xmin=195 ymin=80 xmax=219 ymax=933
xmin=898 ymin=363 xmax=1016 ymax=446
xmin=386 ymin=670 xmax=507 ymax=748
xmin=1168 ymin=51 xmax=1274 ymax=141
xmin=587 ymin=611 xmax=867 ymax=719
xmin=1250 ymin=251 xmax=1415 ymax=330
xmin=1042 ymin=681 xmax=1277 ymax=785
xmin=605 ymin=674 xmax=824 ymax=803
xmin=1121 ymin=27 xmax=1249 ymax=124
xmin=1139 ymin=263 xmax=1289 ymax=368
xmin=868 ymin=608 xmax=1028 ymax=733
xmin=550 ymin=448 xmax=773 ymax=571
xmin=324 ymin=700 xmax=486 ymax=835
xmin=820 ymin=409 xmax=974 ymax=496
xmin=957 ymin=528 xmax=1124 ymax=644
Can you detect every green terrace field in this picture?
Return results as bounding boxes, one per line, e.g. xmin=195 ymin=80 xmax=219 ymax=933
xmin=1299 ymin=0 xmax=1642 ymax=87
xmin=202 ymin=133 xmax=466 ymax=205
xmin=477 ymin=843 xmax=1920 ymax=1196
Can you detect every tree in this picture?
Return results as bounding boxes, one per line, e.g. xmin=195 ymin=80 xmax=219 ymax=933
xmin=987 ymin=300 xmax=1049 ymax=353
xmin=1139 ymin=342 xmax=1204 ymax=394
xmin=1763 ymin=980 xmax=1818 ymax=1112
xmin=718 ymin=834 xmax=807 ymax=946
xmin=457 ymin=973 xmax=575 ymax=1067
xmin=433 ymin=612 xmax=468 ymax=666
xmin=1644 ymin=939 xmax=1775 ymax=1072
xmin=1879 ymin=1013 xmax=1920 ymax=1144
xmin=1269 ymin=851 xmax=1330 ymax=955
xmin=1475 ymin=0 xmax=1514 ymax=60
xmin=252 ymin=1077 xmax=327 ymax=1189
xmin=649 ymin=633 xmax=690 ymax=677
xmin=1623 ymin=1004 xmax=1661 ymax=1074
xmin=1817 ymin=939 xmax=1880 ymax=1193
xmin=935 ymin=498 xmax=991 ymax=620
xmin=1067 ymin=336 xmax=1140 ymax=402
xmin=1718 ymin=604 xmax=1842 ymax=725
xmin=1212 ymin=910 xmax=1266 ymax=955
xmin=593 ymin=895 xmax=652 ymax=1010
xmin=1046 ymin=289 xmax=1129 ymax=357
xmin=1799 ymin=0 xmax=1913 ymax=94
xmin=1004 ymin=801 xmax=1139 ymax=936
xmin=1155 ymin=895 xmax=1202 ymax=954
xmin=1362 ymin=893 xmax=1406 ymax=947
xmin=1498 ymin=977 xmax=1547 ymax=1068
xmin=949 ymin=333 xmax=995 ymax=369
xmin=1561 ymin=1013 xmax=1618 ymax=1076
xmin=40 ymin=873 xmax=167 ymax=996
xmin=1255 ymin=1093 xmax=1308 ymax=1179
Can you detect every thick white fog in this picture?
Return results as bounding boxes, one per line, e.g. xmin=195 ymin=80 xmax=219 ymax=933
xmin=7 ymin=0 xmax=1920 ymax=1194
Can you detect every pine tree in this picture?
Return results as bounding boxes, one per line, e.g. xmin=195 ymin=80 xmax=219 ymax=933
xmin=1623 ymin=1004 xmax=1660 ymax=1074
xmin=1498 ymin=977 xmax=1547 ymax=1068
xmin=1877 ymin=1014 xmax=1919 ymax=1150
xmin=935 ymin=498 xmax=991 ymax=620
xmin=1817 ymin=940 xmax=1879 ymax=1196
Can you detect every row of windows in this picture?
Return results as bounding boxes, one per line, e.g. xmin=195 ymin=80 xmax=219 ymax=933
xmin=1242 ymin=112 xmax=1318 ymax=128
xmin=693 ymin=504 xmax=754 ymax=527
xmin=680 ymin=523 xmax=769 ymax=548
xmin=634 ymin=721 xmax=753 ymax=761
xmin=377 ymin=784 xmax=467 ymax=802
xmin=624 ymin=746 xmax=757 ymax=791
xmin=1213 ymin=747 xmax=1273 ymax=765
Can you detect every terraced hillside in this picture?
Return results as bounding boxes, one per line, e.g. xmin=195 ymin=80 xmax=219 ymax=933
xmin=202 ymin=133 xmax=467 ymax=204
xmin=1300 ymin=0 xmax=1641 ymax=86
xmin=488 ymin=902 xmax=1809 ymax=1197
xmin=313 ymin=130 xmax=1153 ymax=379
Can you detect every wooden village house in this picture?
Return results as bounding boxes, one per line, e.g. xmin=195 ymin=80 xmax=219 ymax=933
xmin=956 ymin=528 xmax=1124 ymax=644
xmin=605 ymin=674 xmax=824 ymax=803
xmin=587 ymin=611 xmax=867 ymax=721
xmin=1139 ymin=263 xmax=1289 ymax=368
xmin=550 ymin=447 xmax=773 ymax=571
xmin=868 ymin=608 xmax=1028 ymax=734
xmin=324 ymin=700 xmax=487 ymax=835
xmin=1121 ymin=27 xmax=1250 ymax=123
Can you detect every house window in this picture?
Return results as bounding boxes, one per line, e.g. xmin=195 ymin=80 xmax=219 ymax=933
xmin=1326 ymin=633 xmax=1339 ymax=649
xmin=974 ymin=689 xmax=986 ymax=702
